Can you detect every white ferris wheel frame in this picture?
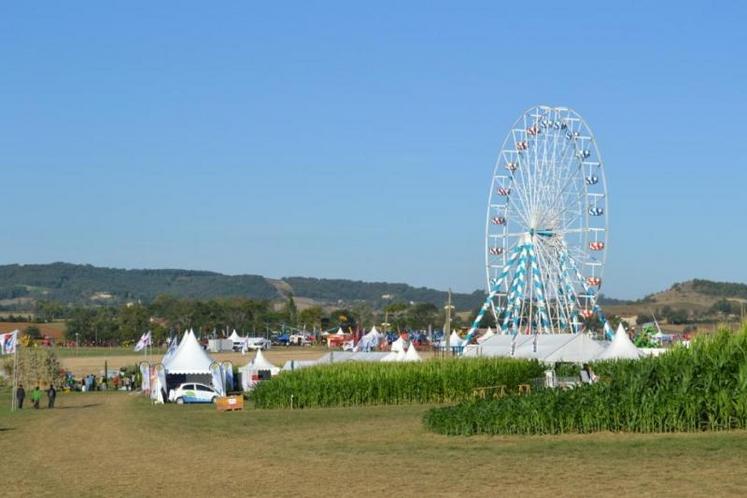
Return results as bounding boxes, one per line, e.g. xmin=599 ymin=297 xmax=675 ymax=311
xmin=483 ymin=105 xmax=609 ymax=334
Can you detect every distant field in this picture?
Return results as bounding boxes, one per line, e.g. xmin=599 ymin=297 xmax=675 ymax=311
xmin=1 ymin=391 xmax=747 ymax=497
xmin=57 ymin=346 xmax=330 ymax=377
xmin=0 ymin=321 xmax=66 ymax=339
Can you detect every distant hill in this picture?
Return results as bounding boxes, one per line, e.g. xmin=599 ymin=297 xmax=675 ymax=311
xmin=603 ymin=279 xmax=747 ymax=325
xmin=0 ymin=263 xmax=485 ymax=311
xmin=1 ymin=264 xmax=743 ymax=321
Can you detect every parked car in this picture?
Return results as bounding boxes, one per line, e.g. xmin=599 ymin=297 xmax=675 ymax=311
xmin=272 ymin=334 xmax=290 ymax=346
xmin=168 ymin=383 xmax=219 ymax=404
xmin=244 ymin=337 xmax=272 ymax=351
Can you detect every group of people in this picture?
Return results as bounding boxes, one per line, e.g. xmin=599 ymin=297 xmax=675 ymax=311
xmin=15 ymin=384 xmax=56 ymax=409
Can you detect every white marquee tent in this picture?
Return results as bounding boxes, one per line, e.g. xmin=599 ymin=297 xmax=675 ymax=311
xmin=356 ymin=326 xmax=384 ymax=352
xmin=464 ymin=333 xmax=605 ymax=364
xmin=390 ymin=336 xmax=407 ymax=353
xmin=163 ymin=330 xmax=215 ymax=375
xmin=404 ymin=343 xmax=422 ymax=362
xmin=228 ymin=330 xmax=244 ymax=343
xmin=595 ymin=324 xmax=642 ymax=361
xmin=239 ymin=348 xmax=280 ymax=391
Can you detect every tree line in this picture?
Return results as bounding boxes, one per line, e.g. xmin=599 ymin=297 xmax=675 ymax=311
xmin=58 ymin=295 xmax=464 ymax=345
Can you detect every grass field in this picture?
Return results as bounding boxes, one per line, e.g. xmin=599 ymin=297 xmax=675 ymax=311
xmin=1 ymin=391 xmax=747 ymax=497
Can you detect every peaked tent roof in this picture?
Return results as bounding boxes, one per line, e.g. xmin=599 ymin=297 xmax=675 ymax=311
xmin=163 ymin=330 xmax=216 ymax=374
xmin=595 ymin=324 xmax=642 ymax=361
xmin=335 ymin=327 xmax=346 ymax=336
xmin=404 ymin=343 xmax=422 ymax=362
xmin=240 ymin=348 xmax=280 ymax=375
xmin=228 ymin=330 xmax=243 ymax=342
xmin=477 ymin=327 xmax=496 ymax=344
xmin=391 ymin=336 xmax=407 ymax=353
xmin=449 ymin=331 xmax=465 ymax=347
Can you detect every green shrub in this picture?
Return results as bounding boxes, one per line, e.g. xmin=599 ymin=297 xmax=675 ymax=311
xmin=252 ymin=357 xmax=544 ymax=409
xmin=425 ymin=329 xmax=747 ymax=436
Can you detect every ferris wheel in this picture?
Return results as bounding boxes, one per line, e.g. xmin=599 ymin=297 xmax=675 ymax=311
xmin=466 ymin=105 xmax=609 ymax=340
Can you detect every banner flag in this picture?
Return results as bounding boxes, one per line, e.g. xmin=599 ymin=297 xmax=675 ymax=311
xmin=223 ymin=362 xmax=234 ymax=393
xmin=210 ymin=362 xmax=225 ymax=397
xmin=134 ymin=331 xmax=152 ymax=352
xmin=1 ymin=331 xmax=18 ymax=355
xmin=140 ymin=362 xmax=151 ymax=393
xmin=163 ymin=336 xmax=178 ymax=362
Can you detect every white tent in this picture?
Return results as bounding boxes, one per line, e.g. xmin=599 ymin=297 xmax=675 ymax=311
xmin=404 ymin=343 xmax=422 ymax=362
xmin=281 ymin=359 xmax=318 ymax=371
xmin=356 ymin=327 xmax=384 ymax=352
xmin=163 ymin=330 xmax=215 ymax=375
xmin=335 ymin=327 xmax=346 ymax=336
xmin=381 ymin=349 xmax=407 ymax=362
xmin=464 ymin=333 xmax=605 ymax=364
xmin=477 ymin=327 xmax=496 ymax=344
xmin=391 ymin=336 xmax=407 ymax=353
xmin=239 ymin=349 xmax=280 ymax=390
xmin=541 ymin=334 xmax=605 ymax=363
xmin=595 ymin=324 xmax=642 ymax=361
xmin=228 ymin=330 xmax=243 ymax=343
xmin=449 ymin=331 xmax=464 ymax=347
xmin=315 ymin=351 xmax=389 ymax=364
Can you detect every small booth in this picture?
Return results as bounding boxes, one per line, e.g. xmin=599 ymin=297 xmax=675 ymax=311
xmin=239 ymin=349 xmax=280 ymax=391
xmin=163 ymin=330 xmax=217 ymax=393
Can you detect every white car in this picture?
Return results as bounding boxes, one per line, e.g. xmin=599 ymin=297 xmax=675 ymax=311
xmin=168 ymin=383 xmax=219 ymax=404
xmin=244 ymin=337 xmax=272 ymax=351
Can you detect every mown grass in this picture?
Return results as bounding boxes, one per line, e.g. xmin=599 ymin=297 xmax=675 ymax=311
xmin=2 ymin=391 xmax=747 ymax=496
xmin=425 ymin=328 xmax=747 ymax=436
xmin=252 ymin=357 xmax=544 ymax=409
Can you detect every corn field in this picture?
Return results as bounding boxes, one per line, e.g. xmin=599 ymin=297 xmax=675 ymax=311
xmin=252 ymin=357 xmax=544 ymax=409
xmin=425 ymin=328 xmax=747 ymax=436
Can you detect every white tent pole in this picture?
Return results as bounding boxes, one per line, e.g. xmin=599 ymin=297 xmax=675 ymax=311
xmin=11 ymin=342 xmax=18 ymax=411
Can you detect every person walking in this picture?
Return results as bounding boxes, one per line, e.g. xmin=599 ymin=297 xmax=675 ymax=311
xmin=31 ymin=386 xmax=42 ymax=409
xmin=47 ymin=384 xmax=57 ymax=408
xmin=16 ymin=384 xmax=25 ymax=409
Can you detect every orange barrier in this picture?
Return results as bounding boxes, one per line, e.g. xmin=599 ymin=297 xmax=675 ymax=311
xmin=216 ymin=395 xmax=244 ymax=412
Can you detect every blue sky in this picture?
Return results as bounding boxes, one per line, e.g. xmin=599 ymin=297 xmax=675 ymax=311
xmin=1 ymin=1 xmax=745 ymax=299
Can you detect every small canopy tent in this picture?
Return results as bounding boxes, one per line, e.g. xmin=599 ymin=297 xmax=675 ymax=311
xmin=390 ymin=336 xmax=407 ymax=353
xmin=239 ymin=349 xmax=280 ymax=391
xmin=595 ymin=324 xmax=642 ymax=361
xmin=228 ymin=330 xmax=244 ymax=343
xmin=163 ymin=330 xmax=217 ymax=391
xmin=439 ymin=331 xmax=465 ymax=350
xmin=356 ymin=326 xmax=384 ymax=352
xmin=404 ymin=343 xmax=422 ymax=362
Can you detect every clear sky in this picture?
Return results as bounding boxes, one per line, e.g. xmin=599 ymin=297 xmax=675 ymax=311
xmin=1 ymin=1 xmax=745 ymax=299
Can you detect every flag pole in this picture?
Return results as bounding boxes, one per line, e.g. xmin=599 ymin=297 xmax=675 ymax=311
xmin=11 ymin=340 xmax=18 ymax=412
